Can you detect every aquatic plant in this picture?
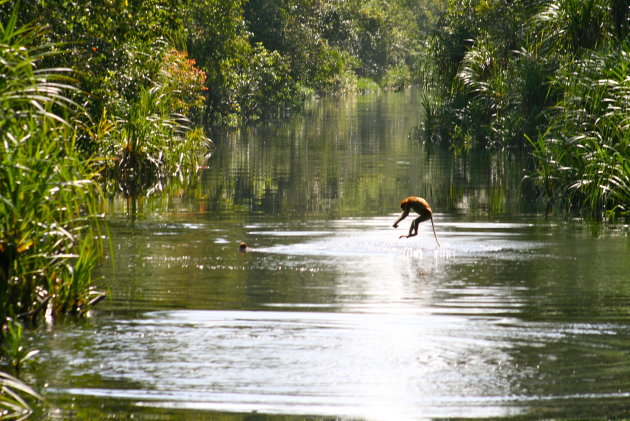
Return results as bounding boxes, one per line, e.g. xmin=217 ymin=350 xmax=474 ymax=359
xmin=1 ymin=320 xmax=38 ymax=377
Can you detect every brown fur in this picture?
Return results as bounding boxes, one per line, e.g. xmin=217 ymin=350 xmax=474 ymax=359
xmin=393 ymin=196 xmax=440 ymax=246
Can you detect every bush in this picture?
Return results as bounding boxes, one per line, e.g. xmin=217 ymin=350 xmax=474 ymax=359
xmin=92 ymin=43 xmax=212 ymax=192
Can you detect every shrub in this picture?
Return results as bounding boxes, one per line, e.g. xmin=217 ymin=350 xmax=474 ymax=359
xmin=96 ymin=47 xmax=213 ymax=194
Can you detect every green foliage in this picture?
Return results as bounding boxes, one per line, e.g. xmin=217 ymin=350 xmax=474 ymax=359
xmin=244 ymin=0 xmax=441 ymax=95
xmin=530 ymin=45 xmax=630 ymax=216
xmin=3 ymin=0 xmax=213 ymax=183
xmin=0 ymin=122 xmax=105 ymax=321
xmin=3 ymin=0 xmax=445 ymax=130
xmin=427 ymin=0 xmax=630 ymax=216
xmin=0 ymin=0 xmax=446 ymax=193
xmin=157 ymin=50 xmax=207 ymax=120
xmin=0 ymin=2 xmax=104 ymax=330
xmin=0 ymin=18 xmax=105 ymax=420
xmin=99 ymin=86 xmax=213 ymax=195
xmin=0 ymin=8 xmax=77 ymax=127
xmin=207 ymin=42 xmax=299 ymax=126
xmin=356 ymin=77 xmax=382 ymax=93
xmin=355 ymin=3 xmax=394 ymax=80
xmin=535 ymin=0 xmax=610 ymax=54
xmin=427 ymin=0 xmax=544 ymax=146
xmin=381 ymin=63 xmax=413 ymax=90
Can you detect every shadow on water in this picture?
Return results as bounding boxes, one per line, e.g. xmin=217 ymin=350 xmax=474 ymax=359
xmin=29 ymin=89 xmax=630 ymax=420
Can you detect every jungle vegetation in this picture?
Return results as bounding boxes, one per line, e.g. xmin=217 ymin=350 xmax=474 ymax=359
xmin=425 ymin=0 xmax=629 ymax=217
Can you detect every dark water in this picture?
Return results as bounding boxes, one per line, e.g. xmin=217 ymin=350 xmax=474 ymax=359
xmin=29 ymin=90 xmax=630 ymax=420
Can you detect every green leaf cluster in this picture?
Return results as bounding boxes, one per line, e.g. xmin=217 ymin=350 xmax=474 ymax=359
xmin=0 ymin=370 xmax=42 ymax=420
xmin=426 ymin=0 xmax=629 ymax=216
xmin=3 ymin=0 xmax=444 ymax=127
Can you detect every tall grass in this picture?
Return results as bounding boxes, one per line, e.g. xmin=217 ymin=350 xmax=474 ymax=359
xmin=535 ymin=0 xmax=609 ymax=54
xmin=0 ymin=124 xmax=104 ymax=320
xmin=0 ymin=370 xmax=42 ymax=420
xmin=1 ymin=1 xmax=104 ymax=330
xmin=1 ymin=4 xmax=105 ymax=410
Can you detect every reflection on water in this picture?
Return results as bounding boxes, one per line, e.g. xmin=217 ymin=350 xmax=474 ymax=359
xmin=48 ymin=308 xmax=630 ymax=419
xmin=47 ymin=310 xmax=524 ymax=419
xmin=37 ymin=217 xmax=630 ymax=420
xmin=100 ymin=89 xmax=537 ymax=218
xmin=32 ymin=90 xmax=630 ymax=420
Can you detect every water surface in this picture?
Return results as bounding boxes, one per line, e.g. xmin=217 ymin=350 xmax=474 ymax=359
xmin=31 ymin=90 xmax=630 ymax=420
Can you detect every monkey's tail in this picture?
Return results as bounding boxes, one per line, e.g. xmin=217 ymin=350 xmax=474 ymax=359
xmin=430 ymin=216 xmax=441 ymax=247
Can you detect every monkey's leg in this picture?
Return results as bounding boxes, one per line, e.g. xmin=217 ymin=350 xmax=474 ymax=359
xmin=411 ymin=214 xmax=432 ymax=237
xmin=407 ymin=219 xmax=419 ymax=238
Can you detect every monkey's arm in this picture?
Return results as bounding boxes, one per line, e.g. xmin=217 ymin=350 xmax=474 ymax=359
xmin=393 ymin=210 xmax=409 ymax=228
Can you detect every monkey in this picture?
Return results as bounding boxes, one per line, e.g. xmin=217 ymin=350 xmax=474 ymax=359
xmin=238 ymin=242 xmax=248 ymax=252
xmin=392 ymin=196 xmax=440 ymax=246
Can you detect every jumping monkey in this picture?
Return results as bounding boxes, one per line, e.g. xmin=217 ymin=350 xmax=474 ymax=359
xmin=393 ymin=196 xmax=440 ymax=246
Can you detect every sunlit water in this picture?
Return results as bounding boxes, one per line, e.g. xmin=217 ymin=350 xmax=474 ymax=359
xmin=30 ymin=90 xmax=630 ymax=420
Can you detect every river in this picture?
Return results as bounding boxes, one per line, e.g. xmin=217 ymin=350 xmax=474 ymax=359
xmin=30 ymin=89 xmax=630 ymax=420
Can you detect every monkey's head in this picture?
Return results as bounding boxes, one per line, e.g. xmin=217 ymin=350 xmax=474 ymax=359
xmin=238 ymin=242 xmax=248 ymax=252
